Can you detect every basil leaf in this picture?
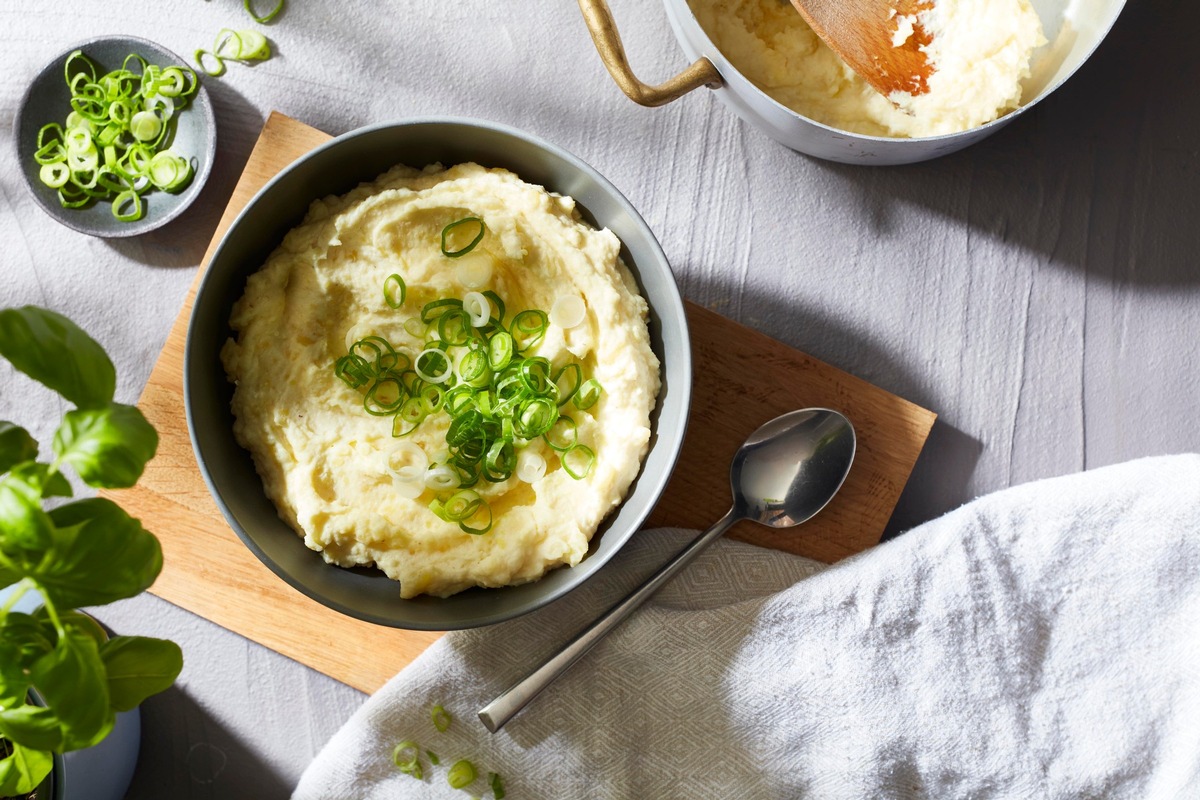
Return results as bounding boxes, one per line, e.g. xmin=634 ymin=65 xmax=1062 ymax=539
xmin=0 ymin=421 xmax=37 ymax=475
xmin=0 ymin=469 xmax=53 ymax=559
xmin=52 ymin=403 xmax=158 ymax=489
xmin=0 ymin=306 xmax=116 ymax=410
xmin=0 ymin=704 xmax=64 ymax=752
xmin=100 ymin=636 xmax=183 ymax=712
xmin=0 ymin=637 xmax=33 ymax=710
xmin=30 ymin=629 xmax=114 ymax=751
xmin=30 ymin=499 xmax=162 ymax=609
xmin=0 ymin=740 xmax=53 ymax=796
xmin=54 ymin=610 xmax=108 ymax=648
xmin=3 ymin=462 xmax=72 ymax=500
xmin=0 ymin=614 xmax=53 ymax=705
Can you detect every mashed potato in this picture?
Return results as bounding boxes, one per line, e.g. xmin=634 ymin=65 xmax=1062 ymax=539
xmin=221 ymin=163 xmax=660 ymax=598
xmin=689 ymin=0 xmax=1045 ymax=137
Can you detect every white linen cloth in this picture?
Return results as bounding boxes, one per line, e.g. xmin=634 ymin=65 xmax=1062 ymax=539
xmin=294 ymin=455 xmax=1199 ymax=798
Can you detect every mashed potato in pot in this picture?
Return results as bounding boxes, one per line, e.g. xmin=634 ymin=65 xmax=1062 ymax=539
xmin=221 ymin=163 xmax=661 ymax=598
xmin=688 ymin=0 xmax=1046 ymax=138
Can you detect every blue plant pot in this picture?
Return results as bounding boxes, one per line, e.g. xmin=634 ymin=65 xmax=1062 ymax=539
xmin=2 ymin=585 xmax=142 ymax=800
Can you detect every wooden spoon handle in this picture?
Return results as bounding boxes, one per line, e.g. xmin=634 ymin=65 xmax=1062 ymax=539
xmin=578 ymin=0 xmax=721 ymax=107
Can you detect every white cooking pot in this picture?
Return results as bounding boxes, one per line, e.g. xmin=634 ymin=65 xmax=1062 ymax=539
xmin=580 ymin=0 xmax=1127 ymax=165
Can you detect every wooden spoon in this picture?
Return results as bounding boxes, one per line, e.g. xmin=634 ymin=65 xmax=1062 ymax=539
xmin=789 ymin=0 xmax=935 ymax=97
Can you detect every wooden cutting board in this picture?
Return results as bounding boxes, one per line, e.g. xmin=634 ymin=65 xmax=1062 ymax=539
xmin=103 ymin=113 xmax=935 ymax=694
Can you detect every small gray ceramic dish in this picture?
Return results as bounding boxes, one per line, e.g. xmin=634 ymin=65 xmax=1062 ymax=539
xmin=13 ymin=36 xmax=216 ymax=238
xmin=186 ymin=118 xmax=691 ymax=630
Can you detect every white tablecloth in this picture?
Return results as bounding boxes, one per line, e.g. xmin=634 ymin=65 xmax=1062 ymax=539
xmin=1 ymin=1 xmax=1197 ymax=796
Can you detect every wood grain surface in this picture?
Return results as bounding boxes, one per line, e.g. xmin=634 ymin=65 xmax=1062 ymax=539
xmin=102 ymin=113 xmax=934 ymax=693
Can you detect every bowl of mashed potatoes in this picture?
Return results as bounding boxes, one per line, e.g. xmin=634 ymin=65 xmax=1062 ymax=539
xmin=186 ymin=119 xmax=690 ymax=629
xmin=580 ymin=0 xmax=1126 ymax=164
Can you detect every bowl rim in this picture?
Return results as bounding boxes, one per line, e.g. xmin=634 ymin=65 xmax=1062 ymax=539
xmin=11 ymin=34 xmax=217 ymax=238
xmin=184 ymin=116 xmax=692 ymax=629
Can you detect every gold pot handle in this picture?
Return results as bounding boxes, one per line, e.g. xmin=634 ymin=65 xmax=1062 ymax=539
xmin=578 ymin=0 xmax=722 ymax=107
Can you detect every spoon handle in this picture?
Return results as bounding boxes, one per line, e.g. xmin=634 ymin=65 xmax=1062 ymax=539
xmin=478 ymin=509 xmax=740 ymax=732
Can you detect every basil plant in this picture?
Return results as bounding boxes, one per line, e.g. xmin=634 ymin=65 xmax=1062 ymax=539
xmin=0 ymin=306 xmax=182 ymax=796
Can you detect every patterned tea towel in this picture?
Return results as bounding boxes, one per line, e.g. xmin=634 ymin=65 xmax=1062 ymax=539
xmin=293 ymin=455 xmax=1200 ymax=798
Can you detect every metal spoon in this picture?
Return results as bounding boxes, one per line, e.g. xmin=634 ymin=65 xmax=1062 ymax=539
xmin=789 ymin=0 xmax=935 ymax=98
xmin=478 ymin=408 xmax=856 ymax=732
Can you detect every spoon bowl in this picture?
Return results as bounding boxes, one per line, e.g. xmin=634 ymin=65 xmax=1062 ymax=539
xmin=734 ymin=408 xmax=858 ymax=527
xmin=479 ymin=408 xmax=855 ymax=731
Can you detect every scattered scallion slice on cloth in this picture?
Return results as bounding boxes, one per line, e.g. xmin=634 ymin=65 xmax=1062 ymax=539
xmin=196 ymin=28 xmax=272 ymax=77
xmin=391 ymin=739 xmax=423 ymax=779
xmin=34 ymin=50 xmax=199 ymax=220
xmin=244 ymin=0 xmax=285 ymax=24
xmin=431 ymin=703 xmax=452 ymax=732
xmin=447 ymin=759 xmax=477 ymax=789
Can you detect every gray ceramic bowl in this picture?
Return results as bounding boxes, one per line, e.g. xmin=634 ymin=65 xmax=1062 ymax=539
xmin=186 ymin=119 xmax=691 ymax=630
xmin=13 ymin=36 xmax=215 ymax=238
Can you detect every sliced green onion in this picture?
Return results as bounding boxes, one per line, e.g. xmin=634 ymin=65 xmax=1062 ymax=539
xmin=543 ymin=415 xmax=578 ymax=452
xmin=335 ymin=354 xmax=371 ymax=388
xmin=517 ymin=449 xmax=547 ymax=483
xmin=483 ymin=439 xmax=516 ymax=481
xmin=364 ymin=377 xmax=406 ymax=416
xmin=112 ymin=189 xmax=142 ymax=221
xmin=550 ymin=294 xmax=587 ymax=329
xmin=245 ymin=0 xmax=286 ymax=23
xmin=36 ymin=48 xmax=197 ymax=218
xmin=441 ymin=490 xmax=483 ymax=522
xmin=440 ymin=216 xmax=485 ymax=258
xmin=456 ymin=348 xmax=490 ymax=388
xmin=462 ymin=291 xmax=490 ymax=327
xmin=194 ymin=49 xmax=226 ymax=77
xmin=334 ymin=281 xmax=607 ymax=533
xmin=487 ymin=331 xmax=514 ymax=370
xmin=129 ymin=110 xmax=162 ymax=142
xmin=519 ymin=358 xmax=554 ymax=396
xmin=457 ymin=496 xmax=493 ymax=535
xmin=421 ymin=297 xmax=462 ymax=324
xmin=574 ymin=378 xmax=603 ymax=410
xmin=426 ymin=750 xmax=440 ymax=766
xmin=431 ymin=704 xmax=452 ymax=732
xmin=392 ymin=739 xmax=423 ymax=779
xmin=447 ymin=760 xmax=477 ymax=789
xmin=415 ymin=348 xmax=453 ymax=384
xmin=562 ymin=443 xmax=596 ymax=480
xmin=514 ymin=396 xmax=557 ymax=439
xmin=489 ymin=772 xmax=506 ymax=799
xmin=383 ymin=273 xmax=406 ymax=308
xmin=214 ymin=29 xmax=272 ymax=62
xmin=424 ymin=464 xmax=460 ymax=491
xmin=39 ymin=162 xmax=70 ymax=189
xmin=553 ymin=363 xmax=582 ymax=407
xmin=512 ymin=309 xmax=548 ymax=351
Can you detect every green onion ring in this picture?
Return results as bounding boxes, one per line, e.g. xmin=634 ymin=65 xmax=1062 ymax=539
xmin=392 ymin=739 xmax=422 ymax=779
xmin=574 ymin=378 xmax=603 ymax=410
xmin=244 ymin=0 xmax=286 ymax=24
xmin=447 ymin=759 xmax=477 ymax=789
xmin=543 ymin=415 xmax=578 ymax=452
xmin=194 ymin=49 xmax=226 ymax=77
xmin=364 ymin=377 xmax=406 ymax=416
xmin=111 ymin=189 xmax=142 ymax=221
xmin=440 ymin=216 xmax=485 ymax=258
xmin=383 ymin=273 xmax=406 ymax=308
xmin=562 ymin=443 xmax=596 ymax=480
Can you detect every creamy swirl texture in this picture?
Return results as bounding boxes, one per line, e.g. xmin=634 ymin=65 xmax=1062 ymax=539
xmin=221 ymin=163 xmax=660 ymax=598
